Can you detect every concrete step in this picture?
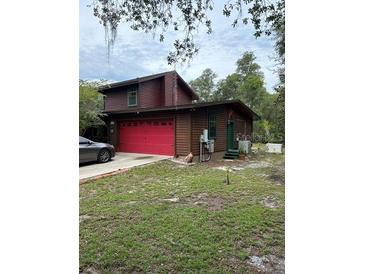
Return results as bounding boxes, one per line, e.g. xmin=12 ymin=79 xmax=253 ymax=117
xmin=225 ymin=152 xmax=239 ymax=157
xmin=223 ymin=155 xmax=238 ymax=159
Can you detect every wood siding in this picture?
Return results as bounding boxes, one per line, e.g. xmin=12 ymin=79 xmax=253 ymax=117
xmin=106 ymin=104 xmax=254 ymax=157
xmin=164 ymin=72 xmax=175 ymax=106
xmin=228 ymin=108 xmax=253 ymax=148
xmin=191 ymin=109 xmax=207 ymax=155
xmin=176 ymin=82 xmax=193 ymax=105
xmin=191 ymin=106 xmax=227 ymax=155
xmin=104 ymin=91 xmax=125 ymax=112
xmin=175 ymin=112 xmax=191 ymax=156
xmin=103 ymin=72 xmax=195 ymax=112
xmin=246 ymin=119 xmax=253 ymax=139
xmin=104 ymin=78 xmax=164 ymax=111
xmin=138 ymin=78 xmax=164 ymax=108
xmin=215 ymin=107 xmax=228 ymax=152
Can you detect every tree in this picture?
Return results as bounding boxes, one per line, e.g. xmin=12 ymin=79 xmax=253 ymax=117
xmin=89 ymin=0 xmax=286 ymax=141
xmin=238 ymin=74 xmax=266 ymax=109
xmin=189 ymin=52 xmax=267 ymax=107
xmin=79 ymin=80 xmax=106 ymax=135
xmin=271 ymin=2 xmax=285 ymax=142
xmin=216 ymin=73 xmax=241 ymax=101
xmin=189 ymin=68 xmax=217 ymax=102
xmin=273 ymin=73 xmax=285 ymax=142
xmin=205 ymin=51 xmax=282 ymax=142
xmin=215 ymin=51 xmax=267 ymax=109
xmin=91 ymin=0 xmax=285 ymax=64
xmin=236 ymin=51 xmax=263 ymax=79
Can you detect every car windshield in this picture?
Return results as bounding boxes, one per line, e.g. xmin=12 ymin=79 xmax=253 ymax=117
xmin=79 ymin=136 xmax=90 ymax=144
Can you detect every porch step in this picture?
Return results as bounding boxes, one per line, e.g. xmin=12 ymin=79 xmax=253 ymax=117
xmin=223 ymin=155 xmax=238 ymax=160
xmin=225 ymin=152 xmax=239 ymax=157
xmin=223 ymin=149 xmax=239 ymax=159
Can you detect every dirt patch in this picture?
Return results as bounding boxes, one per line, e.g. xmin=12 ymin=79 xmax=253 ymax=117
xmin=170 ymin=158 xmax=195 ymax=166
xmin=185 ymin=192 xmax=226 ymax=211
xmin=204 ymin=159 xmax=251 ymax=168
xmin=224 ymin=256 xmax=247 ymax=272
xmin=154 ymin=193 xmax=226 ymax=211
xmin=231 ymin=166 xmax=245 ymax=171
xmin=79 ymin=215 xmax=92 ymax=223
xmin=246 ymin=161 xmax=273 ymax=169
xmin=162 ymin=197 xmax=180 ymax=203
xmin=234 ymin=239 xmax=263 ymax=255
xmin=80 ymin=168 xmax=129 ymax=185
xmin=211 ymin=161 xmax=273 ymax=172
xmin=268 ymin=173 xmax=285 ymax=185
xmin=213 ymin=165 xmax=250 ymax=172
xmin=262 ymin=196 xmax=279 ymax=209
xmin=79 ymin=215 xmax=109 ymax=223
xmin=80 ymin=267 xmax=101 ymax=274
xmin=213 ymin=166 xmax=229 ymax=171
xmin=247 ymin=255 xmax=285 ymax=274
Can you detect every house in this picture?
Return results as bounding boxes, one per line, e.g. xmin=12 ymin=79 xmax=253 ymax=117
xmin=98 ymin=71 xmax=259 ymax=158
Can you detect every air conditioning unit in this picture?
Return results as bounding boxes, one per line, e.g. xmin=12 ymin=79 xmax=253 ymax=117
xmin=239 ymin=140 xmax=251 ymax=154
xmin=266 ymin=143 xmax=282 ymax=153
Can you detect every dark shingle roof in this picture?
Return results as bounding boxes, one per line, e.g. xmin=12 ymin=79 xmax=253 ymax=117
xmin=103 ymin=99 xmax=260 ymax=120
xmin=98 ymin=70 xmax=199 ymax=100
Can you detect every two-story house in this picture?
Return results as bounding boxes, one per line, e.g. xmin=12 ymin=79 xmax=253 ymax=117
xmin=98 ymin=71 xmax=259 ymax=157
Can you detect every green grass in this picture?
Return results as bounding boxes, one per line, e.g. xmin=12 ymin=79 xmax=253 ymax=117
xmin=80 ymin=150 xmax=285 ymax=273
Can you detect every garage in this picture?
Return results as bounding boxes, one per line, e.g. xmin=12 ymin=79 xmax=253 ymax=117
xmin=118 ymin=118 xmax=175 ymax=156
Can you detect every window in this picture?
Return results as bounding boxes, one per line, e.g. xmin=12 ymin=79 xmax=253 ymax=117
xmin=128 ymin=90 xmax=137 ymax=106
xmin=208 ymin=114 xmax=217 ymax=139
xmin=79 ymin=136 xmax=90 ymax=144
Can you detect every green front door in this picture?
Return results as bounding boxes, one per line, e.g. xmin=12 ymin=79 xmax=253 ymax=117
xmin=227 ymin=121 xmax=234 ymax=150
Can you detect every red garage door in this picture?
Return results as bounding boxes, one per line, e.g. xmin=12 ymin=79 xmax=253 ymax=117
xmin=119 ymin=119 xmax=175 ymax=156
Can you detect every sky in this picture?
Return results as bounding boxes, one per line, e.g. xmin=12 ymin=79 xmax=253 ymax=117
xmin=79 ymin=0 xmax=278 ymax=92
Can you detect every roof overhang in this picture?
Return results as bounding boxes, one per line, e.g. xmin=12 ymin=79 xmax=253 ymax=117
xmin=103 ymin=100 xmax=260 ymax=120
xmin=97 ymin=71 xmax=199 ymax=101
xmin=98 ymin=72 xmax=168 ymax=93
xmin=176 ymin=74 xmax=199 ymax=100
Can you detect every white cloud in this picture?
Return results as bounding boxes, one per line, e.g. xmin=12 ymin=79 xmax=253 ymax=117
xmin=79 ymin=0 xmax=279 ymax=91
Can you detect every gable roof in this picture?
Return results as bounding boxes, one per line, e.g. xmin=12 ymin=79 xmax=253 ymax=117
xmin=103 ymin=99 xmax=260 ymax=120
xmin=98 ymin=71 xmax=199 ymax=100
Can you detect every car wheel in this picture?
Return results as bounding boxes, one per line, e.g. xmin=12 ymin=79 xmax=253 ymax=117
xmin=97 ymin=149 xmax=111 ymax=163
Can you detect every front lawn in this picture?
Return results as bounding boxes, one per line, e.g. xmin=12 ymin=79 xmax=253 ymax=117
xmin=80 ymin=148 xmax=285 ymax=273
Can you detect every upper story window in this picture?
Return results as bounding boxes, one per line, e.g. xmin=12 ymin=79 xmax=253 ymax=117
xmin=127 ymin=89 xmax=137 ymax=107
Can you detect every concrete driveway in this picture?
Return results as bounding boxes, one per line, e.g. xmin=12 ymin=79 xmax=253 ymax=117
xmin=79 ymin=152 xmax=171 ymax=181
